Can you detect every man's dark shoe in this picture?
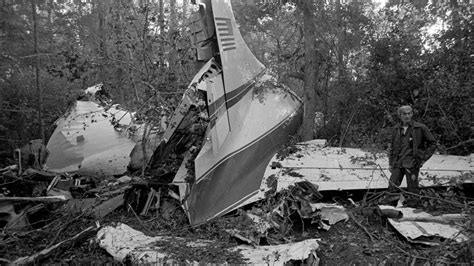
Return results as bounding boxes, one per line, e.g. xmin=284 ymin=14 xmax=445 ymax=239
xmin=405 ymin=198 xmax=421 ymax=208
xmin=381 ymin=195 xmax=399 ymax=206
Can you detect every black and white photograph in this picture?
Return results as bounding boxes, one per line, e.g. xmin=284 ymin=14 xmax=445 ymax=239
xmin=0 ymin=0 xmax=472 ymax=264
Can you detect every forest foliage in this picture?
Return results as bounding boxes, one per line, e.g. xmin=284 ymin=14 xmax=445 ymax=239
xmin=0 ymin=0 xmax=472 ymax=159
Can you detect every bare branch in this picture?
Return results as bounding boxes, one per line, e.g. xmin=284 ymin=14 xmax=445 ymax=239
xmin=446 ymin=139 xmax=474 ymax=150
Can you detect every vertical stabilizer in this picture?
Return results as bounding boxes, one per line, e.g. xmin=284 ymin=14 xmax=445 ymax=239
xmin=211 ymin=0 xmax=265 ymax=93
xmin=175 ymin=0 xmax=304 ymax=225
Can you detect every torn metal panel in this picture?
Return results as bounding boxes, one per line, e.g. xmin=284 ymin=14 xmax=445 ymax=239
xmin=223 ymin=181 xmax=326 ymax=245
xmin=171 ymin=150 xmax=192 ymax=214
xmin=189 ymin=3 xmax=218 ymax=61
xmin=44 ymin=91 xmax=136 ymax=176
xmin=155 ymin=0 xmax=303 ymax=225
xmin=379 ymin=205 xmax=470 ymax=245
xmin=84 ymin=83 xmax=103 ymax=95
xmin=146 ymin=84 xmax=206 ymax=170
xmin=310 ymin=203 xmax=349 ymax=227
xmin=253 ymin=140 xmax=473 ymax=199
xmin=97 ymin=222 xmax=320 ymax=265
xmin=97 ymin=223 xmax=212 ymax=263
xmin=231 ymin=239 xmax=320 ymax=265
xmin=43 ymin=84 xmax=167 ymax=177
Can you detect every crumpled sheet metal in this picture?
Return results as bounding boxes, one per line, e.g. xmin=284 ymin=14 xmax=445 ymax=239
xmin=44 ymin=101 xmax=135 ymax=177
xmin=310 ymin=203 xmax=349 ymax=225
xmin=380 ymin=205 xmax=469 ymax=245
xmin=97 ymin=223 xmax=320 ymax=264
xmin=97 ymin=223 xmax=192 ymax=263
xmin=261 ymin=140 xmax=473 ymax=193
xmin=245 ymin=212 xmax=276 ymax=234
xmin=231 ymin=239 xmax=320 ymax=265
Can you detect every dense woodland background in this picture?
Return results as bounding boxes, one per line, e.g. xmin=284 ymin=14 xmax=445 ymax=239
xmin=0 ymin=0 xmax=472 ymax=160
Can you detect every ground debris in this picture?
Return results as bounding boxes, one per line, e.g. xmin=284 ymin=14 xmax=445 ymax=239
xmin=1 ymin=155 xmax=472 ymax=265
xmin=96 ymin=222 xmax=246 ymax=264
xmin=0 ymin=179 xmax=471 ymax=264
xmin=97 ymin=222 xmax=320 ymax=265
xmin=13 ymin=225 xmax=98 ymax=264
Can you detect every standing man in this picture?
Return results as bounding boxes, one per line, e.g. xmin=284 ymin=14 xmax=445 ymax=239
xmin=388 ymin=105 xmax=437 ymax=195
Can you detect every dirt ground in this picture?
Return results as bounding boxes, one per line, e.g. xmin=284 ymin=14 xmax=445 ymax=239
xmin=1 ymin=186 xmax=472 ymax=265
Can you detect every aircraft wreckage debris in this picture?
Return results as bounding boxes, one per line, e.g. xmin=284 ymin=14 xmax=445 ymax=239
xmin=0 ymin=0 xmax=472 ymax=263
xmin=96 ymin=222 xmax=320 ymax=265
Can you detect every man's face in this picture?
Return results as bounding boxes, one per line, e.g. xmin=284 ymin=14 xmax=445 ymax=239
xmin=400 ymin=109 xmax=413 ymax=124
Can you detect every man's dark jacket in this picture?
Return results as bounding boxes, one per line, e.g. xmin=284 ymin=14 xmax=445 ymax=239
xmin=389 ymin=121 xmax=437 ymax=169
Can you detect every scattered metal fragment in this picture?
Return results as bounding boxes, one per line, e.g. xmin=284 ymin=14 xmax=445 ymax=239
xmin=97 ymin=222 xmax=320 ymax=265
xmin=310 ymin=203 xmax=349 ymax=230
xmin=379 ymin=205 xmax=470 ymax=245
xmin=230 ymin=239 xmax=320 ymax=265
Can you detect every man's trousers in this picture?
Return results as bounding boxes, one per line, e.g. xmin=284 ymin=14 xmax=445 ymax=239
xmin=388 ymin=167 xmax=420 ymax=194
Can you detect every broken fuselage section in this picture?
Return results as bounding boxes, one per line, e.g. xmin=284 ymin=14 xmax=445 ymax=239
xmin=150 ymin=0 xmax=303 ymax=225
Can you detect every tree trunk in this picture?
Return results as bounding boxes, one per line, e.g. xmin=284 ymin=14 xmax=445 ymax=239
xmin=142 ymin=0 xmax=150 ymax=81
xmin=98 ymin=0 xmax=107 ymax=82
xmin=336 ymin=0 xmax=345 ymax=80
xmin=159 ymin=0 xmax=164 ymax=34
xmin=157 ymin=0 xmax=165 ymax=89
xmin=297 ymin=0 xmax=318 ymax=141
xmin=48 ymin=0 xmax=53 ymax=49
xmin=31 ymin=0 xmax=45 ymax=143
xmin=113 ymin=5 xmax=125 ymax=104
xmin=169 ymin=0 xmax=178 ymax=88
xmin=182 ymin=0 xmax=189 ymax=20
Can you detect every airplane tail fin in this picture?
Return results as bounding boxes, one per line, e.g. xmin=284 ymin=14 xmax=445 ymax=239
xmin=190 ymin=0 xmax=265 ymax=95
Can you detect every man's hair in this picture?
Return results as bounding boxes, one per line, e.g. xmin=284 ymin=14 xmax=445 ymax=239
xmin=397 ymin=105 xmax=412 ymax=116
